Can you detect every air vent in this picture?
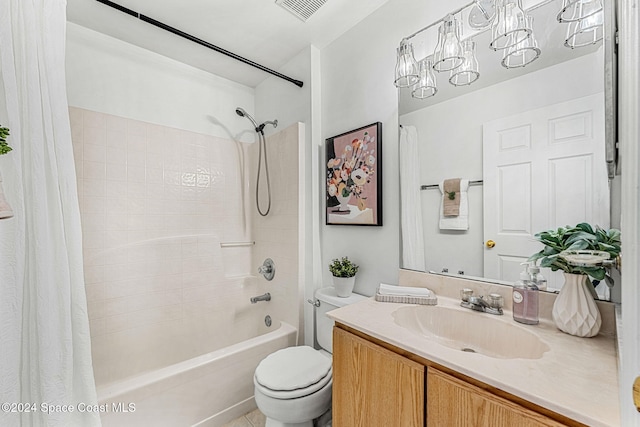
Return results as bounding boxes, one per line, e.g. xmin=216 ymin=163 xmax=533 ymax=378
xmin=275 ymin=0 xmax=328 ymax=22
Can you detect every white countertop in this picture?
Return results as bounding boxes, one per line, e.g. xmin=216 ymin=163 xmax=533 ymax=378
xmin=328 ymin=296 xmax=620 ymax=427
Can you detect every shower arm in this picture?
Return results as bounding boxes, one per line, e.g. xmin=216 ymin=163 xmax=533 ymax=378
xmin=256 ymin=120 xmax=278 ymax=134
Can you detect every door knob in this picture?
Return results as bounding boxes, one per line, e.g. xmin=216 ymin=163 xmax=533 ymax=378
xmin=486 ymin=240 xmax=496 ymax=248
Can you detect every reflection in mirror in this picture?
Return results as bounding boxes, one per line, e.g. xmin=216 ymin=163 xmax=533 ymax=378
xmin=398 ymin=0 xmax=619 ymax=301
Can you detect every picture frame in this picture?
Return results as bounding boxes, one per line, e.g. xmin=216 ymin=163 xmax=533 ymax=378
xmin=325 ymin=122 xmax=382 ymax=226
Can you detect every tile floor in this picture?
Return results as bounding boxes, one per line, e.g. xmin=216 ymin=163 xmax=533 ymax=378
xmin=222 ymin=409 xmax=266 ymax=427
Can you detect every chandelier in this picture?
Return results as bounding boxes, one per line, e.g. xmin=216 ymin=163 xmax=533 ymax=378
xmin=394 ymin=0 xmax=604 ymax=99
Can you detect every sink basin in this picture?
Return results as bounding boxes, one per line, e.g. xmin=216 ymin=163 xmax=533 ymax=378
xmin=393 ymin=305 xmax=550 ymax=359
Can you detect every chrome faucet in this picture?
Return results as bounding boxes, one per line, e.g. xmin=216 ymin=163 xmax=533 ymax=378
xmin=460 ymin=289 xmax=503 ymax=315
xmin=250 ymin=293 xmax=271 ymax=304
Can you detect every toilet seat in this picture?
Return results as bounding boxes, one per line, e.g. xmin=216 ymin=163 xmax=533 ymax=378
xmin=254 ymin=346 xmax=332 ymax=399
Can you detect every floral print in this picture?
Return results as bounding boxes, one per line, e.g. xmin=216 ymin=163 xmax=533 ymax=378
xmin=327 ymin=131 xmax=376 ymax=210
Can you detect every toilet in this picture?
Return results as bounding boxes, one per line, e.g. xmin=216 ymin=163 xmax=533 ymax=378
xmin=253 ymin=287 xmax=366 ymax=427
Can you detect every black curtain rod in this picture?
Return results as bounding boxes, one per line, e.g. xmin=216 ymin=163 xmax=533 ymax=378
xmin=95 ymin=0 xmax=304 ymax=88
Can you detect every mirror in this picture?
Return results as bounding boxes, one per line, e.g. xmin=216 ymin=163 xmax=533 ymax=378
xmin=398 ymin=0 xmax=619 ymax=301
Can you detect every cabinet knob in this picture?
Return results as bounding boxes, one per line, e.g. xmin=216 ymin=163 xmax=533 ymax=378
xmin=486 ymin=240 xmax=496 ymax=248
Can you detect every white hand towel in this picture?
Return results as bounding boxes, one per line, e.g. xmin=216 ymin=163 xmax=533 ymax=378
xmin=439 ymin=179 xmax=469 ymax=230
xmin=378 ymin=283 xmax=433 ymax=297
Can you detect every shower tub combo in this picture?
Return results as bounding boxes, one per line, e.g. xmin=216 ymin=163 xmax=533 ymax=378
xmin=70 ymin=107 xmax=303 ymax=427
xmin=98 ymin=320 xmax=297 ymax=427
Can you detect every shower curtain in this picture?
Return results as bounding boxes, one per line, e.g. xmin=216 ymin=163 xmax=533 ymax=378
xmin=399 ymin=126 xmax=426 ymax=271
xmin=0 ymin=1 xmax=101 ymax=426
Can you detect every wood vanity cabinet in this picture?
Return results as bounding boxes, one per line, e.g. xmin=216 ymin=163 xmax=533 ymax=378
xmin=333 ymin=325 xmax=581 ymax=427
xmin=427 ymin=368 xmax=566 ymax=426
xmin=333 ymin=326 xmax=424 ymax=427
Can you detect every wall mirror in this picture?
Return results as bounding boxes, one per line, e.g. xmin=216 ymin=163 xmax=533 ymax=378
xmin=397 ymin=0 xmax=620 ymax=301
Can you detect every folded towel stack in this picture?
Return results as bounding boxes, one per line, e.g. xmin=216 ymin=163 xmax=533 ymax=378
xmin=375 ymin=283 xmax=437 ymax=305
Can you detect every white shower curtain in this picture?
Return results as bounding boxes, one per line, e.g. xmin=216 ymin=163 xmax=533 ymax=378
xmin=399 ymin=126 xmax=426 ymax=271
xmin=0 ymin=1 xmax=101 ymax=426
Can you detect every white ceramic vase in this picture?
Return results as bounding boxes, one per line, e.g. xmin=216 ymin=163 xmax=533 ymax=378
xmin=332 ymin=276 xmax=356 ymax=298
xmin=0 ymin=170 xmax=14 ymax=220
xmin=552 ymin=272 xmax=602 ymax=338
xmin=336 ymin=194 xmax=351 ymax=212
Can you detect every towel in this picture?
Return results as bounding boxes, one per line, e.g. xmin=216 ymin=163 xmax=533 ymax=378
xmin=377 ymin=283 xmax=433 ymax=297
xmin=439 ymin=179 xmax=469 ymax=230
xmin=443 ymin=178 xmax=461 ymax=216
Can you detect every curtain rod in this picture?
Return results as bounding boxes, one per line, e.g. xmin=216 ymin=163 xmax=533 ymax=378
xmin=95 ymin=0 xmax=304 ymax=88
xmin=421 ymin=180 xmax=483 ymax=190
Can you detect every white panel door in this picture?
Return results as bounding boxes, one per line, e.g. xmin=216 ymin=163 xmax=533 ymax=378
xmin=483 ymin=94 xmax=609 ymax=290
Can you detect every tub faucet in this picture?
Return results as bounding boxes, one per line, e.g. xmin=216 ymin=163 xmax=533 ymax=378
xmin=250 ymin=293 xmax=271 ymax=304
xmin=460 ymin=289 xmax=503 ymax=315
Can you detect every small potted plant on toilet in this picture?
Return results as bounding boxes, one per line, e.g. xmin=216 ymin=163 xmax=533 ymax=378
xmin=329 ymin=257 xmax=359 ymax=297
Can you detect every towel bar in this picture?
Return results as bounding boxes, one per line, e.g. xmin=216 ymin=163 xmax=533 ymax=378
xmin=421 ymin=180 xmax=483 ymax=190
xmin=220 ymin=241 xmax=255 ymax=248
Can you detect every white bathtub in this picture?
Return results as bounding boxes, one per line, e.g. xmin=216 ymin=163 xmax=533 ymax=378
xmin=98 ymin=321 xmax=297 ymax=427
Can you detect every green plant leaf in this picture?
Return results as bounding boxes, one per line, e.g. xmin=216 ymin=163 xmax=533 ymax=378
xmin=575 ymin=223 xmax=594 ymax=234
xmin=567 ymin=240 xmax=589 ymax=250
xmin=565 ymin=231 xmax=598 ymax=246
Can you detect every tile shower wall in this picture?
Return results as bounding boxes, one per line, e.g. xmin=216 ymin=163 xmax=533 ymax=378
xmin=250 ymin=123 xmax=303 ymax=339
xmin=70 ymin=107 xmax=298 ymax=387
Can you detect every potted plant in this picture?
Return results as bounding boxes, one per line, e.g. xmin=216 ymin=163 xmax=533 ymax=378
xmin=329 ymin=257 xmax=359 ymax=297
xmin=528 ymin=223 xmax=621 ymax=337
xmin=0 ymin=125 xmax=13 ymax=219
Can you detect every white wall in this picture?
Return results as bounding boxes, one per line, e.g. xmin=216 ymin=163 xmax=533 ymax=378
xmin=66 ymin=23 xmax=255 ymax=141
xmin=400 ymin=52 xmax=604 ymax=277
xmin=320 ymin=0 xmax=468 ymax=297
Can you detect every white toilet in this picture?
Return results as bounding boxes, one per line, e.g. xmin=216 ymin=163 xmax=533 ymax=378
xmin=253 ymin=287 xmax=366 ymax=427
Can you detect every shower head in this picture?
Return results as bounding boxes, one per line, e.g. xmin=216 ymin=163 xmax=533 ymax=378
xmin=235 ymin=107 xmax=278 ymax=134
xmin=235 ymin=107 xmax=259 ymax=129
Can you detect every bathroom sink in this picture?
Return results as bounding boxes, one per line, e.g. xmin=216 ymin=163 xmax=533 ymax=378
xmin=392 ymin=305 xmax=550 ymax=359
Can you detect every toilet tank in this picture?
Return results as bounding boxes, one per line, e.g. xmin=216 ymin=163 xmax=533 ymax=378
xmin=315 ymin=287 xmax=367 ymax=354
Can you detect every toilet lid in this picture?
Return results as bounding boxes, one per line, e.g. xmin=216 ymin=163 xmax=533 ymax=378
xmin=254 ymin=346 xmax=332 ymax=395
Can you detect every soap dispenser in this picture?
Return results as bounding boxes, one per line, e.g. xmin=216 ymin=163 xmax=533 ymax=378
xmin=528 ymin=264 xmax=547 ymax=291
xmin=518 ymin=263 xmax=530 ymax=282
xmin=512 ymin=263 xmax=539 ymax=325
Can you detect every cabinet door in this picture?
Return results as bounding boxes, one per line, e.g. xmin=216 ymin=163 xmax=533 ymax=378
xmin=427 ymin=368 xmax=566 ymax=426
xmin=333 ymin=327 xmax=425 ymax=427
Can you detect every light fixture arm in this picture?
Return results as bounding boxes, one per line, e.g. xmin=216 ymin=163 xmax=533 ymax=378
xmin=400 ymin=1 xmax=475 ymax=43
xmin=399 ymin=0 xmax=559 ymax=44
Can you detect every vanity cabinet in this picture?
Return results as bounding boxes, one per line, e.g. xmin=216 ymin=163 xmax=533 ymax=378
xmin=427 ymin=368 xmax=565 ymax=426
xmin=332 ymin=326 xmax=424 ymax=427
xmin=333 ymin=325 xmax=583 ymax=427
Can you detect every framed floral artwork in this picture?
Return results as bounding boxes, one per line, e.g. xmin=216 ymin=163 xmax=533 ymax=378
xmin=325 ymin=122 xmax=382 ymax=226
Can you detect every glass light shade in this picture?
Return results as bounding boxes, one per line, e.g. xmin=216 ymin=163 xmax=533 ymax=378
xmin=557 ymin=0 xmax=603 ymax=23
xmin=490 ymin=0 xmax=531 ymax=50
xmin=449 ymin=40 xmax=480 ymax=86
xmin=469 ymin=0 xmax=497 ymax=29
xmin=564 ymin=9 xmax=604 ymax=48
xmin=501 ymin=16 xmax=541 ymax=68
xmin=433 ymin=15 xmax=465 ymax=72
xmin=394 ymin=42 xmax=419 ymax=88
xmin=412 ymin=58 xmax=438 ymax=99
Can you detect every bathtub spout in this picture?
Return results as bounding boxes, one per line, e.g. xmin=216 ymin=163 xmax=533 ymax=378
xmin=250 ymin=293 xmax=271 ymax=304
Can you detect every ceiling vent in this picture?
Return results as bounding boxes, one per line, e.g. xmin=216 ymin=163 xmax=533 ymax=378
xmin=275 ymin=0 xmax=328 ymax=22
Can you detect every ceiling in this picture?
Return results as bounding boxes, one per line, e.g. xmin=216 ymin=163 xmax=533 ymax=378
xmin=66 ymin=0 xmax=390 ymax=88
